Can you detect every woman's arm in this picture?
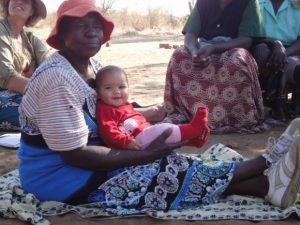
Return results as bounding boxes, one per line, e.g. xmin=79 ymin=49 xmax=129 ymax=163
xmin=4 ymin=75 xmax=28 ymax=93
xmin=185 ymin=33 xmax=252 ymax=56
xmin=30 ymin=32 xmax=51 ymax=65
xmin=60 ymin=128 xmax=183 ymax=171
xmin=5 ymin=34 xmax=49 ymax=93
xmin=206 ymin=37 xmax=253 ymax=54
xmin=195 ymin=37 xmax=252 ymax=61
xmin=253 ymin=39 xmax=287 ymax=73
xmin=184 ymin=33 xmax=210 ymax=69
xmin=184 ymin=32 xmax=200 ymax=56
xmin=184 ymin=33 xmax=252 ymax=68
xmin=135 ymin=103 xmax=166 ymax=123
xmin=0 ymin=35 xmax=29 ymax=93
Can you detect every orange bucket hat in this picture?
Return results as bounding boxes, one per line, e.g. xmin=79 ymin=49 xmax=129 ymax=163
xmin=46 ymin=0 xmax=114 ymax=50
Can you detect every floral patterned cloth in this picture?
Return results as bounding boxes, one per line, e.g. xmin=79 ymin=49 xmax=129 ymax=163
xmin=164 ymin=47 xmax=266 ymax=134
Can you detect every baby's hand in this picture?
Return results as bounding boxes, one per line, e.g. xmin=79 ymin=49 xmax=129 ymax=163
xmin=127 ymin=139 xmax=141 ymax=150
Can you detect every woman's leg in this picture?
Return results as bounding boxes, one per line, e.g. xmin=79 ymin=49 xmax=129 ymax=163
xmin=164 ymin=47 xmax=265 ymax=133
xmin=229 ymin=156 xmax=267 ymax=184
xmin=225 ymin=175 xmax=268 ymax=198
xmin=293 ymin=64 xmax=300 ymax=83
xmin=228 ymin=118 xmax=300 ymax=185
xmin=278 ymin=57 xmax=300 ymax=119
xmin=289 ymin=57 xmax=300 ymax=116
xmin=226 ymin=134 xmax=300 ymax=208
xmin=163 ymin=48 xmax=190 ymax=125
xmin=251 ymin=43 xmax=271 ymax=76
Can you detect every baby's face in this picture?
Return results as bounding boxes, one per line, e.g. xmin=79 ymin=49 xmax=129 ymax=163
xmin=97 ymin=71 xmax=129 ymax=107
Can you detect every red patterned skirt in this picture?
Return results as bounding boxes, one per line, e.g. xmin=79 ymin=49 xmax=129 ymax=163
xmin=163 ymin=47 xmax=265 ymax=133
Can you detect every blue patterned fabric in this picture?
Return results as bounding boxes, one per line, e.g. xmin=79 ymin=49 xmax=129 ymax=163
xmin=0 ymin=90 xmax=22 ymax=131
xmin=86 ymin=153 xmax=235 ymax=215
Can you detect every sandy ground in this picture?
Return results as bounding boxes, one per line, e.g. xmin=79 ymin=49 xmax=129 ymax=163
xmin=0 ymin=32 xmax=299 ymax=224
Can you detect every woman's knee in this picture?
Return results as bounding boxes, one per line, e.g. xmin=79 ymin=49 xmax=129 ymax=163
xmin=251 ymin=43 xmax=271 ymax=67
xmin=171 ymin=47 xmax=190 ymax=59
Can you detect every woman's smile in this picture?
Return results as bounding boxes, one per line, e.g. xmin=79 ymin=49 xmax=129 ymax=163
xmin=13 ymin=5 xmax=24 ymax=11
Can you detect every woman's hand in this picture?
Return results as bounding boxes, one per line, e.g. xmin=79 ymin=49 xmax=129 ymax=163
xmin=61 ymin=128 xmax=183 ymax=171
xmin=4 ymin=75 xmax=28 ymax=94
xmin=127 ymin=139 xmax=141 ymax=150
xmin=198 ymin=45 xmax=217 ymax=58
xmin=136 ymin=103 xmax=166 ymax=123
xmin=144 ymin=128 xmax=185 ymax=155
xmin=267 ymin=41 xmax=287 ymax=75
xmin=191 ymin=48 xmax=211 ymax=70
xmin=190 ymin=45 xmax=217 ymax=70
xmin=184 ymin=33 xmax=211 ymax=70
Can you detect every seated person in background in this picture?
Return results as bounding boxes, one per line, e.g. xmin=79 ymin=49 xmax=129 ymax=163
xmin=0 ymin=0 xmax=49 ymax=130
xmin=96 ymin=65 xmax=210 ymax=150
xmin=251 ymin=0 xmax=300 ymax=121
xmin=163 ymin=0 xmax=266 ymax=134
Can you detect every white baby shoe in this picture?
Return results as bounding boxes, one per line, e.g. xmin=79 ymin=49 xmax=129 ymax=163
xmin=264 ymin=134 xmax=300 ymax=208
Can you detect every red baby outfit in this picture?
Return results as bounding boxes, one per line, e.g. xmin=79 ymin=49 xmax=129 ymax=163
xmin=96 ymin=101 xmax=151 ymax=148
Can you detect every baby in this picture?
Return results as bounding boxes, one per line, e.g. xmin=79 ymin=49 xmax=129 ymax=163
xmin=96 ymin=65 xmax=210 ymax=150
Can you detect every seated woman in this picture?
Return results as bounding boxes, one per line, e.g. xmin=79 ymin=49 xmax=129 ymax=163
xmin=251 ymin=0 xmax=300 ymax=121
xmin=0 ymin=0 xmax=49 ymax=131
xmin=17 ymin=0 xmax=300 ymax=212
xmin=163 ymin=0 xmax=265 ymax=133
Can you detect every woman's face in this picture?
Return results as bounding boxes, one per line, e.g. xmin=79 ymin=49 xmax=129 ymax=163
xmin=61 ymin=13 xmax=104 ymax=59
xmin=8 ymin=0 xmax=33 ymax=21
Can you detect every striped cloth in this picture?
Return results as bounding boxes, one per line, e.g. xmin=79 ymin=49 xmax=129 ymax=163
xmin=19 ymin=52 xmax=101 ymax=151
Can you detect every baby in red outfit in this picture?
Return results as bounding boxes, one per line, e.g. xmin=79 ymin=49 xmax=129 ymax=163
xmin=96 ymin=65 xmax=210 ymax=150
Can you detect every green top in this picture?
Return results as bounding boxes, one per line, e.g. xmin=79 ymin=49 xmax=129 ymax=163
xmin=183 ymin=0 xmax=264 ymax=38
xmin=0 ymin=19 xmax=49 ymax=88
xmin=259 ymin=0 xmax=300 ymax=46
